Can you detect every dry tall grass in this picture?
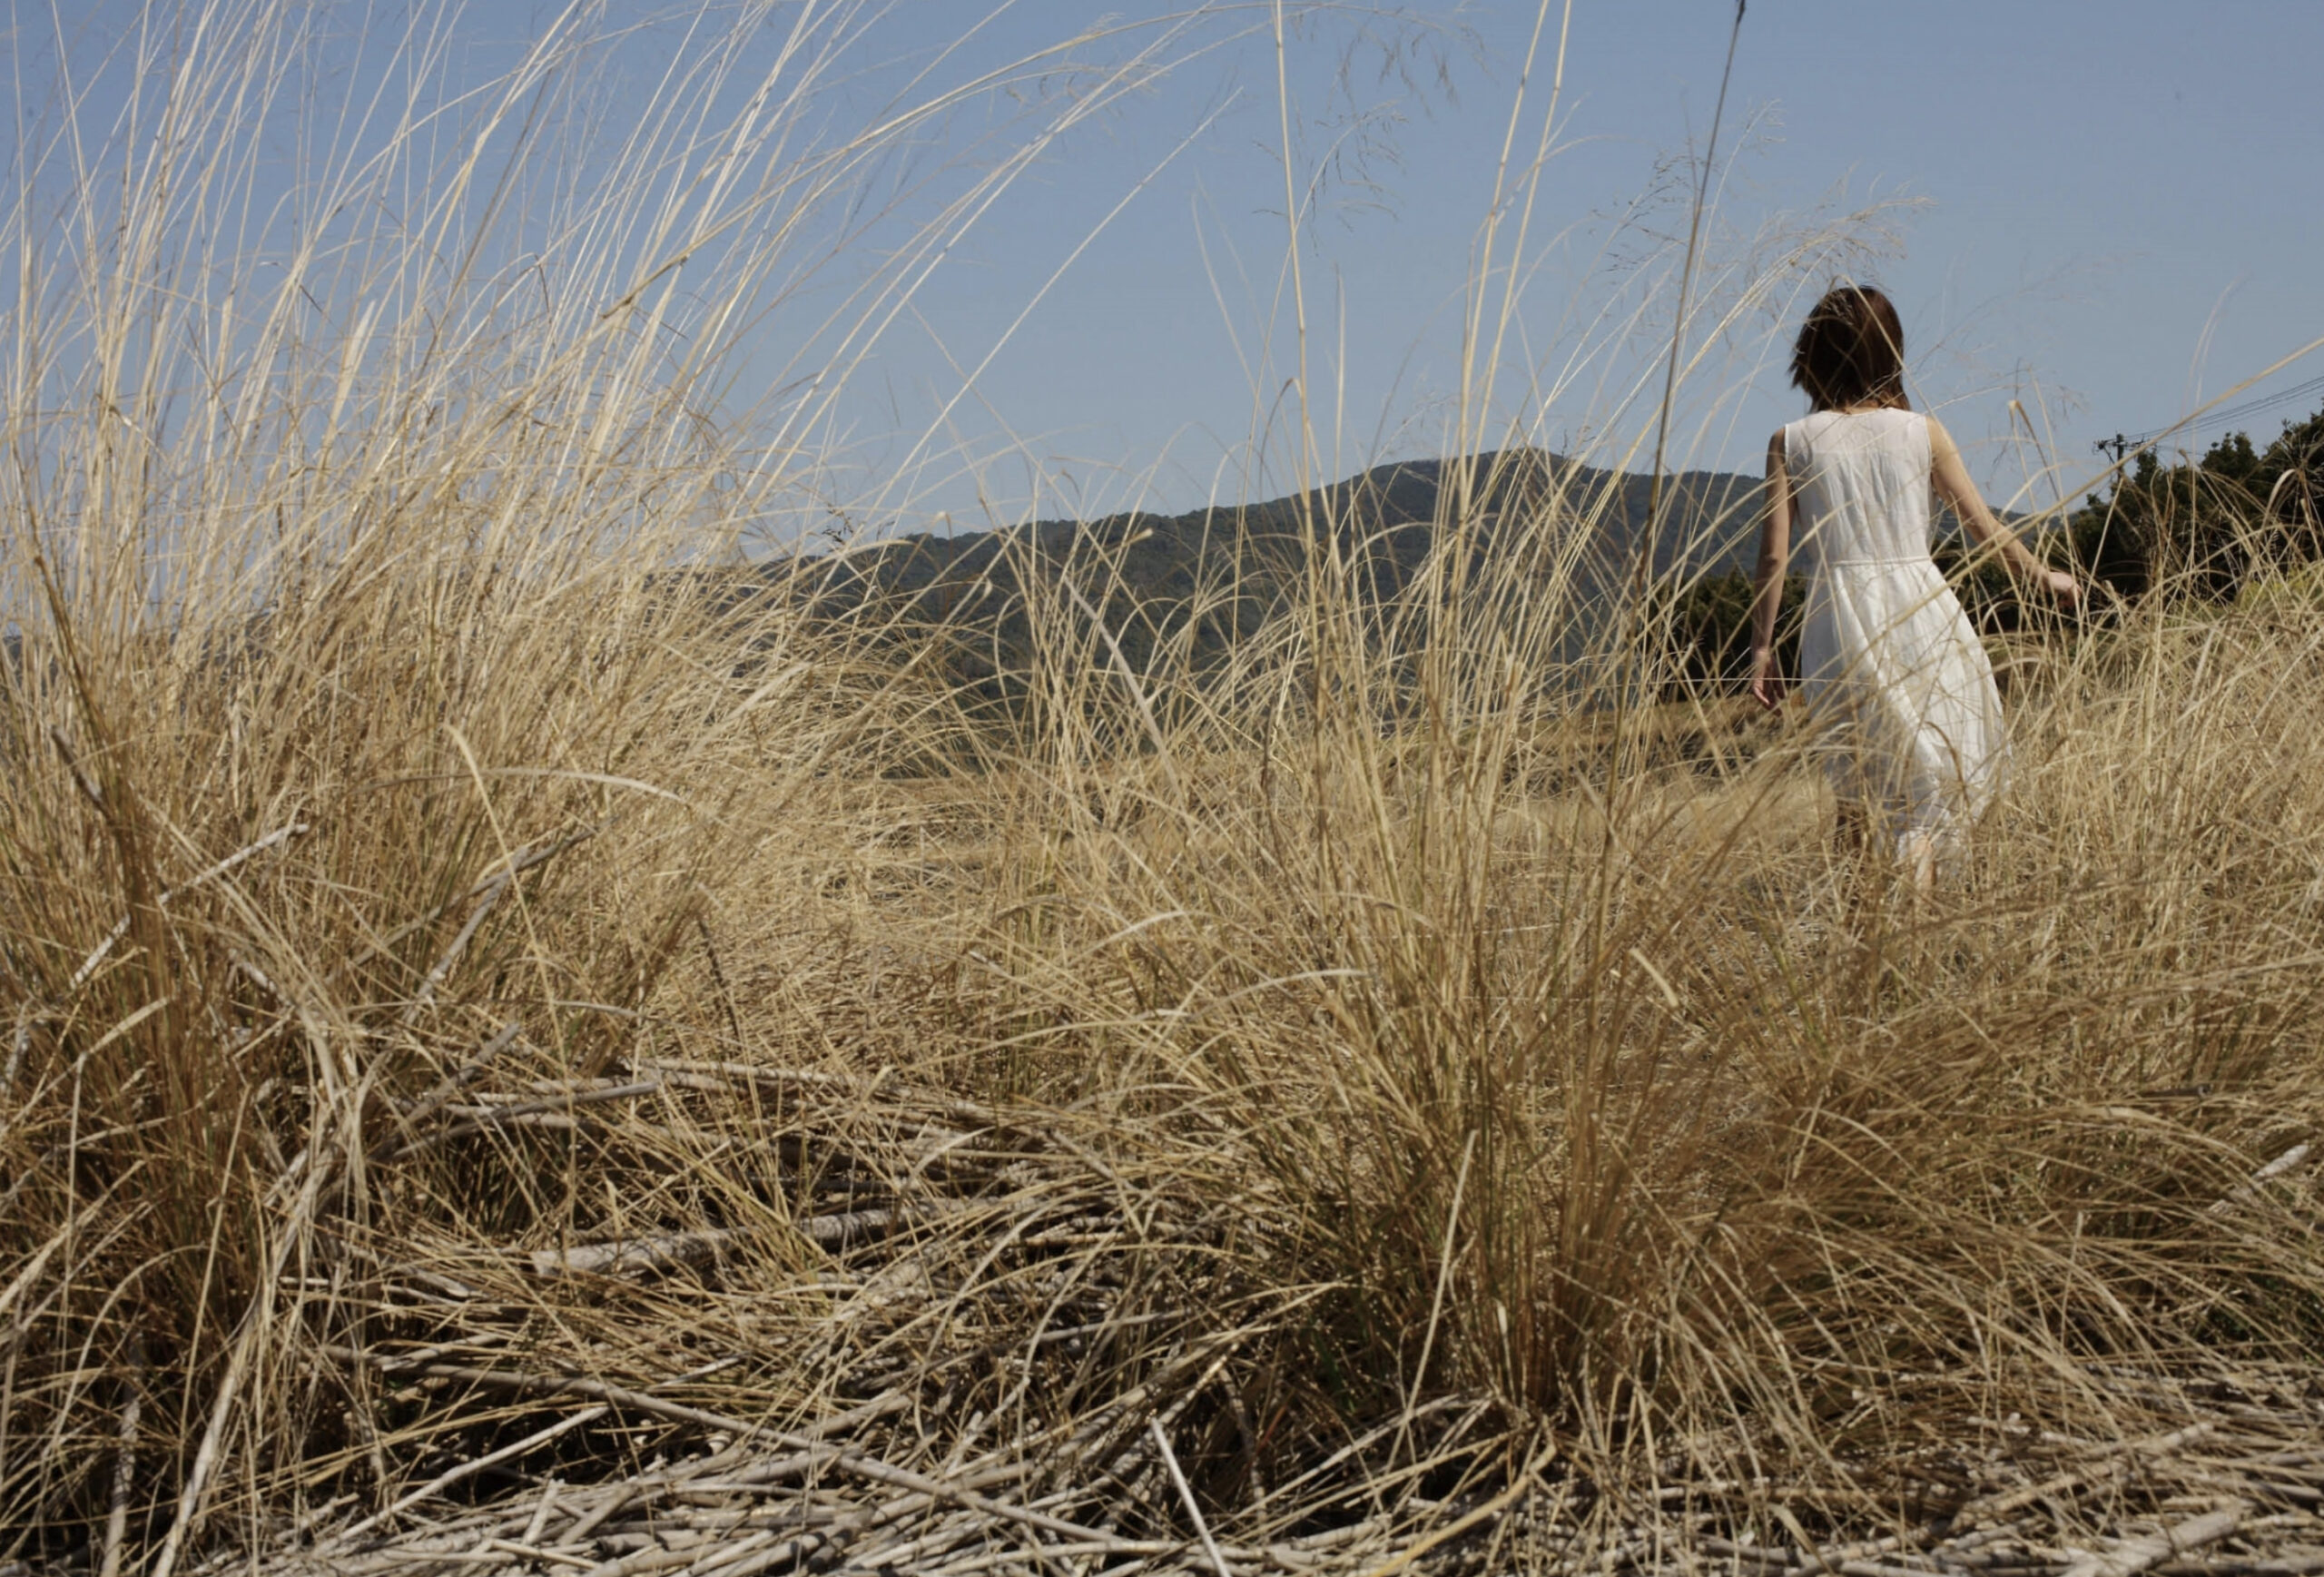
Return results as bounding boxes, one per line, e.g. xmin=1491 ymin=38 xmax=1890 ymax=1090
xmin=5 ymin=3 xmax=2324 ymax=1572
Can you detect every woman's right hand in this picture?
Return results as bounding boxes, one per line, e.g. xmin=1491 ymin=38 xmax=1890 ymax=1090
xmin=2041 ymin=568 xmax=2081 ymax=609
xmin=1749 ymin=645 xmax=1787 ymax=711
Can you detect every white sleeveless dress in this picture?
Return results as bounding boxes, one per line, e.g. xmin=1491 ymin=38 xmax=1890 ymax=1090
xmin=1783 ymin=409 xmax=2007 ymax=858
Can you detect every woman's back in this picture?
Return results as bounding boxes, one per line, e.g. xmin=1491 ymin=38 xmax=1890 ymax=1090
xmin=1782 ymin=408 xmax=1934 ymax=571
xmin=1781 ymin=404 xmax=2004 ymax=862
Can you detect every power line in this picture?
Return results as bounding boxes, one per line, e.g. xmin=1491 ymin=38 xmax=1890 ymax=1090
xmin=2098 ymin=371 xmax=2324 ymax=459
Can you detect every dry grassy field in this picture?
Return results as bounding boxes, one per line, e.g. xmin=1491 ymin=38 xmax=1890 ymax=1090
xmin=6 ymin=5 xmax=2324 ymax=1574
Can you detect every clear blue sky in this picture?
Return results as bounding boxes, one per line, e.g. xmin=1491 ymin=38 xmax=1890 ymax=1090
xmin=17 ymin=1 xmax=2322 ymax=535
xmin=785 ymin=0 xmax=2324 ymax=529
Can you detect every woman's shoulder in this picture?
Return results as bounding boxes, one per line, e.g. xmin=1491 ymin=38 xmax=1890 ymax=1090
xmin=1914 ymin=409 xmax=1954 ymax=458
xmin=1774 ymin=409 xmax=1828 ymax=454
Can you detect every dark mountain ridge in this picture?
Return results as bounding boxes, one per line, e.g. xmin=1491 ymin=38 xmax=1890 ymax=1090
xmin=809 ymin=447 xmax=1767 ymax=613
xmin=750 ymin=448 xmax=1772 ymax=715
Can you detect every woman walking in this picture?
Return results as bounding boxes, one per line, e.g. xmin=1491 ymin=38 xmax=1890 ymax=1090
xmin=1748 ymin=286 xmax=2078 ymax=890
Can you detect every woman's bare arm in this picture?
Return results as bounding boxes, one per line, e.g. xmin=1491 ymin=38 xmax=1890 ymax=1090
xmin=1748 ymin=430 xmax=1793 ymax=710
xmin=1929 ymin=417 xmax=2079 ymax=606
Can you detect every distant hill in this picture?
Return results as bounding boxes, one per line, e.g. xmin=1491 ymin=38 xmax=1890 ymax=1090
xmin=845 ymin=448 xmax=1766 ymax=597
xmin=780 ymin=447 xmax=1762 ymax=642
xmin=731 ymin=450 xmax=1782 ymax=723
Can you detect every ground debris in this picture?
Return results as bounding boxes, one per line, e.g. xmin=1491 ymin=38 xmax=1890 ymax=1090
xmin=46 ymin=1061 xmax=2324 ymax=1577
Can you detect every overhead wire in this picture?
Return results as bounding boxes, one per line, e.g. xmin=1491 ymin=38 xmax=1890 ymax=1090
xmin=2103 ymin=370 xmax=2324 ymax=455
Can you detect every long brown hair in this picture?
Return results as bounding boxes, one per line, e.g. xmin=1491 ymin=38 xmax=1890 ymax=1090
xmin=1789 ymin=286 xmax=1909 ymax=411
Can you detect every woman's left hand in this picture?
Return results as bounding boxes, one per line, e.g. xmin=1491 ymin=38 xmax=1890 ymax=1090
xmin=1748 ymin=645 xmax=1787 ymax=711
xmin=2042 ymin=568 xmax=2080 ymax=609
